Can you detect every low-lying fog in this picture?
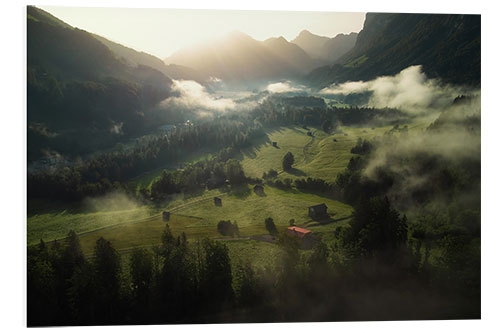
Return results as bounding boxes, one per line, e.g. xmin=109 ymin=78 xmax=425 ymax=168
xmin=156 ymin=65 xmax=479 ymax=120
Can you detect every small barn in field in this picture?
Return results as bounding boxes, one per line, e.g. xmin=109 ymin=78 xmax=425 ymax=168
xmin=253 ymin=184 xmax=264 ymax=194
xmin=308 ymin=203 xmax=328 ymax=219
xmin=162 ymin=211 xmax=170 ymax=222
xmin=287 ymin=226 xmax=312 ymax=239
xmin=214 ymin=197 xmax=222 ymax=206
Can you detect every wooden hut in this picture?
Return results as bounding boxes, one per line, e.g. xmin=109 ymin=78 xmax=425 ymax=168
xmin=308 ymin=203 xmax=328 ymax=219
xmin=253 ymin=184 xmax=264 ymax=195
xmin=162 ymin=211 xmax=170 ymax=222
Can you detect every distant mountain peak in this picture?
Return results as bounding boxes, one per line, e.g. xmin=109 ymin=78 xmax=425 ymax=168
xmin=298 ymin=29 xmax=313 ymax=36
xmin=264 ymin=36 xmax=289 ymax=44
xmin=292 ymin=29 xmax=356 ymax=62
xmin=226 ymin=30 xmax=252 ymax=40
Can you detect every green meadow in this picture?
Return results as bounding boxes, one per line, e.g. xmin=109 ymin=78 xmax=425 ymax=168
xmin=27 ymin=203 xmax=155 ymax=246
xmin=237 ymin=125 xmax=399 ymax=183
xmin=72 ymin=184 xmax=352 ymax=255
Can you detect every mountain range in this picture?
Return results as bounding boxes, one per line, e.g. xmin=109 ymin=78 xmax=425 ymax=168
xmin=164 ymin=30 xmax=359 ymax=87
xmin=164 ymin=31 xmax=318 ymax=88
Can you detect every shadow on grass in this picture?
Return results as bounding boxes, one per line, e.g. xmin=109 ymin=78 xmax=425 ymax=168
xmin=293 ymin=188 xmax=344 ymax=201
xmin=254 ymin=190 xmax=267 ymax=197
xmin=284 ymin=168 xmax=307 ymax=177
xmin=187 ymin=187 xmax=206 ymax=197
xmin=306 ymin=215 xmax=353 ymax=227
xmin=234 ymin=134 xmax=272 ymax=159
xmin=290 ymin=126 xmax=308 ymax=134
xmin=266 ymin=184 xmax=300 ymax=194
xmin=233 ymin=126 xmax=305 ymax=160
xmin=229 ymin=184 xmax=252 ymax=199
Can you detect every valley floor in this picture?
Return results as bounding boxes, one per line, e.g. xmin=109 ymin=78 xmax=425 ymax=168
xmin=28 ymin=122 xmax=429 ymax=260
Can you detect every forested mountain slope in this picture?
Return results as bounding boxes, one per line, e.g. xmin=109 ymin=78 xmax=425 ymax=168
xmin=27 ymin=6 xmax=174 ymax=160
xmin=93 ymin=34 xmax=211 ymax=86
xmin=305 ymin=13 xmax=480 ymax=88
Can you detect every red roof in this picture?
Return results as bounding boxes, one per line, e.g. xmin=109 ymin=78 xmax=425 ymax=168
xmin=287 ymin=226 xmax=312 ymax=238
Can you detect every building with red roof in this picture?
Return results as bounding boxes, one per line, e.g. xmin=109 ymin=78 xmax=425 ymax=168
xmin=287 ymin=226 xmax=312 ymax=239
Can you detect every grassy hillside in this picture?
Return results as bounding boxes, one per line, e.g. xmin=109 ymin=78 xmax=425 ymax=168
xmin=239 ymin=123 xmax=429 ymax=184
xmin=238 ymin=127 xmax=311 ymax=178
xmin=32 ymin=183 xmax=352 ymax=255
xmin=77 ymin=214 xmax=208 ymax=255
xmin=238 ymin=125 xmax=383 ymax=183
xmin=173 ymin=184 xmax=353 ymax=232
xmin=73 ymin=184 xmax=353 ymax=254
xmin=27 ymin=204 xmax=155 ymax=246
xmin=223 ymin=239 xmax=283 ymax=270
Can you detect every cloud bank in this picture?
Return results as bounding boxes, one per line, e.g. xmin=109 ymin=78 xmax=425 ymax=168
xmin=163 ymin=80 xmax=237 ymax=112
xmin=83 ymin=191 xmax=139 ymax=212
xmin=362 ymin=95 xmax=481 ymax=210
xmin=320 ymin=65 xmax=473 ymax=112
xmin=266 ymin=81 xmax=305 ymax=94
xmin=159 ymin=80 xmax=258 ymax=118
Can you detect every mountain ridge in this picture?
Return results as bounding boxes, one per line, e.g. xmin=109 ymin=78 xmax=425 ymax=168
xmin=304 ymin=13 xmax=481 ymax=88
xmin=291 ymin=30 xmax=331 ymax=59
xmin=92 ymin=34 xmax=211 ymax=86
xmin=27 ymin=6 xmax=175 ymax=159
xmin=291 ymin=29 xmax=358 ymax=62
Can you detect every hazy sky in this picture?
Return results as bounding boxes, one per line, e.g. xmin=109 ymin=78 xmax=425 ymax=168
xmin=39 ymin=6 xmax=366 ymax=59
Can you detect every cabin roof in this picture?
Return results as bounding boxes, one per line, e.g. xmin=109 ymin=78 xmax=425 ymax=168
xmin=308 ymin=203 xmax=327 ymax=210
xmin=287 ymin=226 xmax=312 ymax=237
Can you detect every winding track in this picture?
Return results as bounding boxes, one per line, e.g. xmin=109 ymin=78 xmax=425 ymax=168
xmin=302 ymin=130 xmax=316 ymax=163
xmin=276 ymin=129 xmax=315 ymax=176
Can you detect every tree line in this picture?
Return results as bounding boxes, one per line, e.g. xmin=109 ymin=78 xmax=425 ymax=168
xmin=28 ymin=120 xmax=263 ymax=202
